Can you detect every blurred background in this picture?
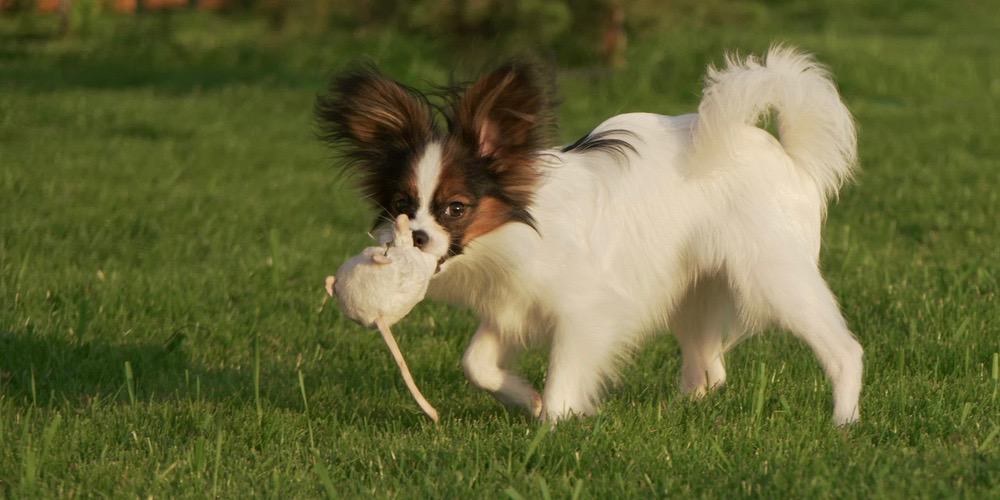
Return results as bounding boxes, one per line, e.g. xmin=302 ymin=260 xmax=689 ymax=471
xmin=4 ymin=0 xmax=996 ymax=144
xmin=5 ymin=0 xmax=996 ymax=79
xmin=2 ymin=1 xmax=998 ymax=497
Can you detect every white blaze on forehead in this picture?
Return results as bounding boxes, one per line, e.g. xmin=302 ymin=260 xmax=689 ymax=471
xmin=409 ymin=142 xmax=450 ymax=258
xmin=414 ymin=142 xmax=443 ymax=213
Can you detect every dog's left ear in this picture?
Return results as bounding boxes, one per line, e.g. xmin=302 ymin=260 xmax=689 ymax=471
xmin=449 ymin=62 xmax=554 ymax=166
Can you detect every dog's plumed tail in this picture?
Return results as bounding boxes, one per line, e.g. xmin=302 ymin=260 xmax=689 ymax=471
xmin=693 ymin=45 xmax=857 ymax=199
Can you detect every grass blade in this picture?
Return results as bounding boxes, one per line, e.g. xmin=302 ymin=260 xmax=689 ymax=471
xmin=992 ymin=352 xmax=998 ymax=401
xmin=254 ymin=332 xmax=263 ymax=427
xmin=978 ymin=424 xmax=999 ymax=452
xmin=518 ymin=422 xmax=551 ymax=472
xmin=212 ymin=430 xmax=224 ymax=497
xmin=752 ymin=362 xmax=768 ymax=425
xmin=30 ymin=364 xmax=37 ymax=407
xmin=299 ymin=370 xmax=315 ymax=450
xmin=535 ymin=475 xmax=552 ymax=500
xmin=571 ymin=479 xmax=585 ymax=500
xmin=124 ymin=361 xmax=136 ymax=406
xmin=313 ymin=455 xmax=337 ymax=499
xmin=269 ymin=228 xmax=281 ymax=287
xmin=504 ymin=486 xmax=526 ymax=500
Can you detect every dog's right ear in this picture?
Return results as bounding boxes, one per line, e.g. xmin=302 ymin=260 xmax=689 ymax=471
xmin=315 ymin=67 xmax=435 ymax=199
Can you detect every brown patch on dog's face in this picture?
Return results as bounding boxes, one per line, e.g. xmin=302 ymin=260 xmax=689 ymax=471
xmin=399 ymin=137 xmax=533 ymax=257
xmin=460 ymin=196 xmax=518 ymax=245
xmin=429 ymin=62 xmax=554 ymax=255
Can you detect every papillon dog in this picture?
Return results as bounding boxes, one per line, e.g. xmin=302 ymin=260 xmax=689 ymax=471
xmin=317 ymin=46 xmax=864 ymax=425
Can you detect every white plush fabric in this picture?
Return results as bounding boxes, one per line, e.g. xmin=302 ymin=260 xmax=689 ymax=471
xmin=327 ymin=215 xmax=437 ymax=329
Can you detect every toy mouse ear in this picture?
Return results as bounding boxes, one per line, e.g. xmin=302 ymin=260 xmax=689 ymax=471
xmin=324 ymin=276 xmax=336 ymax=297
xmin=395 ymin=214 xmax=410 ymax=232
xmin=372 ymin=254 xmax=392 ymax=265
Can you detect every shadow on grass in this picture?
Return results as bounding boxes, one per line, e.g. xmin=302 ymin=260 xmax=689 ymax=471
xmin=0 ymin=328 xmax=480 ymax=427
xmin=0 ymin=329 xmax=253 ymax=407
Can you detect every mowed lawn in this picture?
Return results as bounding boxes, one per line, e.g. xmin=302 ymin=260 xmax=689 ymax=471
xmin=1 ymin=6 xmax=998 ymax=498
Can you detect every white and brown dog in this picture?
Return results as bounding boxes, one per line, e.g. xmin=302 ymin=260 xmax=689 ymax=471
xmin=317 ymin=46 xmax=864 ymax=425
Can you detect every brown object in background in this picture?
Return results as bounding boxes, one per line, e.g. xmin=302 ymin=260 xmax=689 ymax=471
xmin=261 ymin=0 xmax=288 ymax=31
xmin=34 ymin=0 xmax=60 ymax=12
xmin=601 ymin=2 xmax=628 ymax=69
xmin=24 ymin=0 xmax=225 ymax=13
xmin=144 ymin=0 xmax=188 ymax=9
xmin=111 ymin=0 xmax=136 ymax=12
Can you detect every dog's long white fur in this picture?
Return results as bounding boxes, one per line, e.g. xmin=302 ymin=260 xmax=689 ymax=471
xmin=423 ymin=46 xmax=864 ymax=425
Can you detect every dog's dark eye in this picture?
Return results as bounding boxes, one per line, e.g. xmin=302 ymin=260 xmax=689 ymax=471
xmin=444 ymin=201 xmax=466 ymax=218
xmin=393 ymin=197 xmax=412 ymax=214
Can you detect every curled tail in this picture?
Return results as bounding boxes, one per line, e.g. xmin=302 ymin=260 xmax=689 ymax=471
xmin=693 ymin=45 xmax=857 ymax=199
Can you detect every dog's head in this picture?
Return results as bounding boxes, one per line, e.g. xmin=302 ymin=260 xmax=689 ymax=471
xmin=316 ymin=63 xmax=553 ymax=264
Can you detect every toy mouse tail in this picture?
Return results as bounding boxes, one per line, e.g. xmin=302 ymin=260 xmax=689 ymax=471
xmin=375 ymin=318 xmax=439 ymax=423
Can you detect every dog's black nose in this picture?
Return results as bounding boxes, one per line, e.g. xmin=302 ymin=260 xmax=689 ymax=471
xmin=412 ymin=230 xmax=429 ymax=249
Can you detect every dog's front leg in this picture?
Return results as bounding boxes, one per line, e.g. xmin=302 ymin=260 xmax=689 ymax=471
xmin=462 ymin=321 xmax=543 ymax=418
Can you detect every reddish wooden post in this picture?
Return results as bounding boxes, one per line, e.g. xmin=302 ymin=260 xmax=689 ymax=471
xmin=601 ymin=2 xmax=627 ymax=69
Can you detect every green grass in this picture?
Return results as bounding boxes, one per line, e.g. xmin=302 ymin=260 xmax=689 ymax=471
xmin=1 ymin=5 xmax=998 ymax=498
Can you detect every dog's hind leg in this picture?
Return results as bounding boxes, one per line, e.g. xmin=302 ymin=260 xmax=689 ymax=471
xmin=733 ymin=249 xmax=864 ymax=425
xmin=463 ymin=321 xmax=542 ymax=418
xmin=669 ymin=274 xmax=735 ymax=398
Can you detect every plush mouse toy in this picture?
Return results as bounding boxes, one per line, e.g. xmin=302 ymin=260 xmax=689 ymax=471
xmin=325 ymin=214 xmax=440 ymax=422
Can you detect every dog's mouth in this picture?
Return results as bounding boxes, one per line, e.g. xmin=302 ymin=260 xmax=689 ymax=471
xmin=412 ymin=237 xmax=457 ymax=275
xmin=434 ymin=254 xmax=458 ymax=274
xmin=430 ymin=245 xmax=461 ymax=275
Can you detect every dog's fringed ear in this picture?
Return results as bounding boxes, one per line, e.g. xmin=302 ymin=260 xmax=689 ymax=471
xmin=449 ymin=62 xmax=554 ymax=166
xmin=316 ymin=67 xmax=435 ymax=198
xmin=448 ymin=62 xmax=554 ymax=207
